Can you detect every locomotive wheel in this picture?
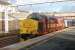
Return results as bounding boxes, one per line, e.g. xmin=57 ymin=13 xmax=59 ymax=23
xmin=20 ymin=34 xmax=39 ymax=41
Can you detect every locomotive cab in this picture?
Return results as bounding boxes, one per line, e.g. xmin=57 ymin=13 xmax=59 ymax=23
xmin=28 ymin=13 xmax=48 ymax=35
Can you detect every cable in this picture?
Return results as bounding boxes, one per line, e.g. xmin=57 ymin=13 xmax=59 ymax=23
xmin=17 ymin=0 xmax=75 ymax=6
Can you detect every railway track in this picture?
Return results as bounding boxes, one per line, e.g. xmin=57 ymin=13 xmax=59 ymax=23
xmin=0 ymin=28 xmax=68 ymax=50
xmin=0 ymin=34 xmax=20 ymax=48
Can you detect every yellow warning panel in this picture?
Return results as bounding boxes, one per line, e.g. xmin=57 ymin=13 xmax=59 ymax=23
xmin=19 ymin=19 xmax=38 ymax=34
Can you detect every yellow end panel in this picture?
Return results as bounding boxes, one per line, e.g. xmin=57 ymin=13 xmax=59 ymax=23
xmin=19 ymin=19 xmax=38 ymax=34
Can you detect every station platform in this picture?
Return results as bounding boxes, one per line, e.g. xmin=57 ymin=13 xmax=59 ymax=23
xmin=28 ymin=27 xmax=75 ymax=50
xmin=0 ymin=27 xmax=75 ymax=50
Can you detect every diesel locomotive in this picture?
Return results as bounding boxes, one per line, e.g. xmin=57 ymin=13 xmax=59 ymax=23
xmin=19 ymin=13 xmax=65 ymax=40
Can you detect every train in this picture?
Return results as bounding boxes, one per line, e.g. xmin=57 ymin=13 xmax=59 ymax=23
xmin=19 ymin=13 xmax=65 ymax=40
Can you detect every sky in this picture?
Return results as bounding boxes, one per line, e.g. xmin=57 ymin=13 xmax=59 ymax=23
xmin=16 ymin=0 xmax=64 ymax=5
xmin=10 ymin=0 xmax=75 ymax=12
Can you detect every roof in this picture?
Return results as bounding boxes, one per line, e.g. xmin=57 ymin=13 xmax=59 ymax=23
xmin=0 ymin=0 xmax=11 ymax=5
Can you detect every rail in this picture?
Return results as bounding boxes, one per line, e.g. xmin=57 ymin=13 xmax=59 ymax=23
xmin=0 ymin=28 xmax=68 ymax=50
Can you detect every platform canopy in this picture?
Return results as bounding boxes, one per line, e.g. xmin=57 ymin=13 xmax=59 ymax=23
xmin=16 ymin=0 xmax=66 ymax=5
xmin=15 ymin=0 xmax=75 ymax=13
xmin=0 ymin=0 xmax=11 ymax=5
